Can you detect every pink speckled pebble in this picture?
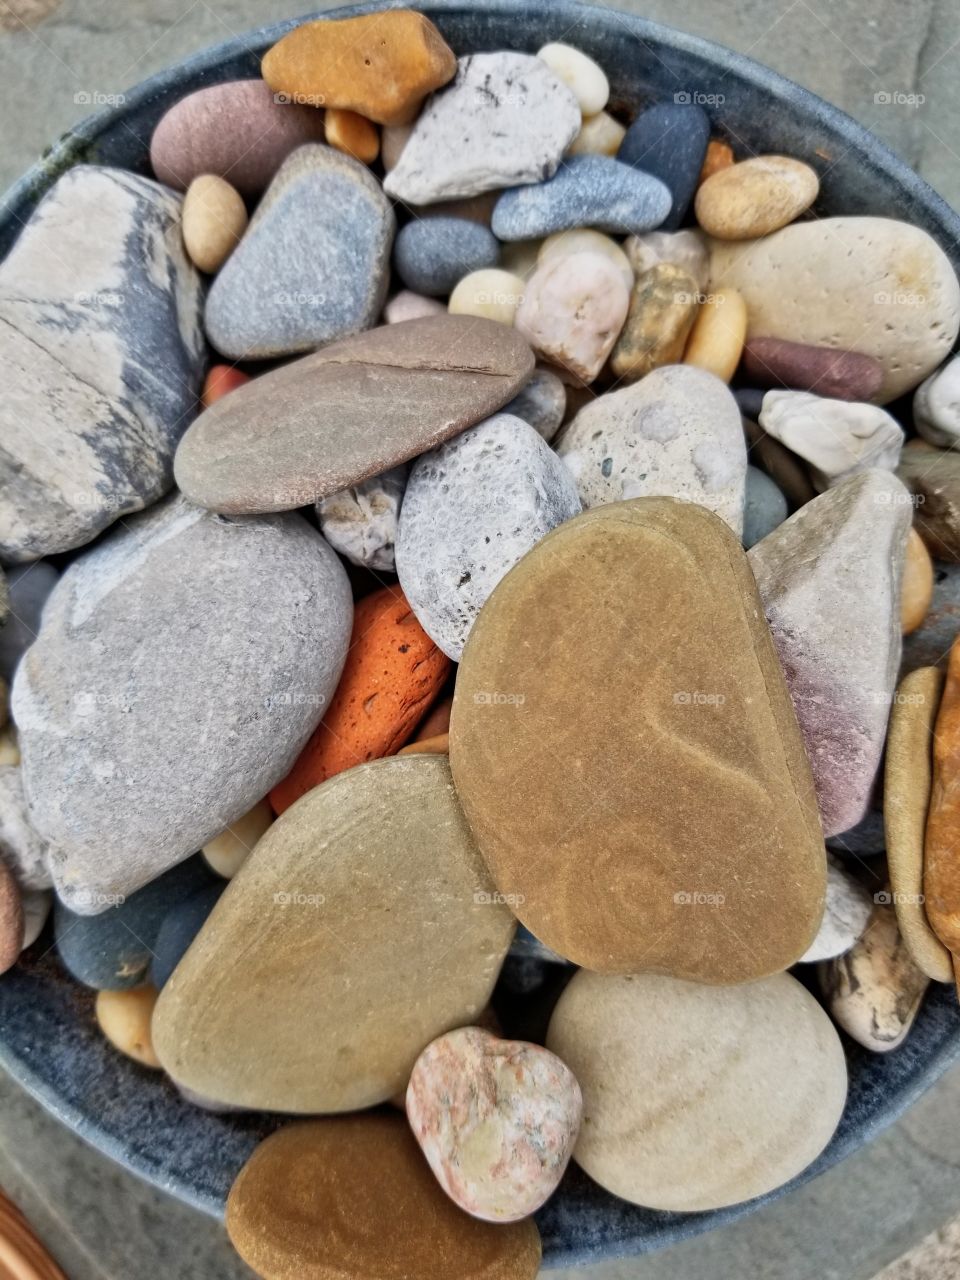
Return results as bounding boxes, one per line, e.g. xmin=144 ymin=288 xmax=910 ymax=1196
xmin=406 ymin=1026 xmax=582 ymax=1222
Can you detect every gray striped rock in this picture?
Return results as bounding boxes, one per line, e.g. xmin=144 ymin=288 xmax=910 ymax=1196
xmin=12 ymin=495 xmax=352 ymax=913
xmin=0 ymin=166 xmax=204 ymax=563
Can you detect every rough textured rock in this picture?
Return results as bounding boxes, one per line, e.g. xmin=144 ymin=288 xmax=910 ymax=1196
xmin=0 ymin=562 xmax=58 ymax=683
xmin=897 ymin=439 xmax=960 ymax=562
xmin=609 ymin=264 xmax=699 ymax=382
xmin=204 ymin=144 xmax=394 ymax=360
xmin=514 ymin=252 xmax=629 ymax=383
xmin=152 ymin=756 xmax=516 ymax=1112
xmin=743 ymin=338 xmax=884 ymax=402
xmin=695 ymin=155 xmax=818 ymax=238
xmin=556 ymin=364 xmax=746 ymax=535
xmin=406 ymin=1026 xmax=581 ymax=1222
xmin=317 ymin=464 xmax=407 ymax=571
xmin=915 ymin=355 xmax=960 ymax=448
xmin=226 ymin=1116 xmax=542 ymax=1280
xmin=0 ymin=766 xmax=50 ymax=890
xmin=384 ymin=53 xmax=580 ymax=204
xmin=758 ymin=391 xmax=904 ymax=490
xmin=396 ymin=414 xmax=581 ymax=661
xmin=624 ymin=228 xmax=709 ymax=290
xmin=502 ymin=366 xmax=566 ymax=442
xmin=709 ymin=217 xmax=960 ymax=402
xmin=546 ymin=970 xmax=847 ymax=1210
xmin=743 ymin=465 xmax=788 ymax=549
xmin=924 ymin=635 xmax=960 ymax=955
xmin=0 ymin=166 xmax=204 ymax=562
xmin=748 ymin=471 xmax=911 ymax=836
xmin=394 ymin=217 xmax=499 ymax=297
xmin=798 ymin=854 xmax=872 ymax=962
xmin=0 ymin=860 xmax=23 ymax=975
xmin=12 ymin=495 xmax=352 ymax=912
xmin=175 ymin=315 xmax=534 ymax=513
xmin=617 ymin=101 xmax=709 ymax=230
xmin=450 ymin=499 xmax=826 ymax=981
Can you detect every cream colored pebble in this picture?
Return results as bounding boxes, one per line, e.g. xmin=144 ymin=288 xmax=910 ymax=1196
xmin=695 ymin=155 xmax=819 ymax=240
xmin=384 ymin=291 xmax=446 ymax=324
xmin=537 ymin=42 xmax=609 ymax=116
xmin=0 ymin=726 xmax=19 ymax=767
xmin=538 ymin=229 xmax=633 ymax=292
xmin=448 ymin=268 xmax=526 ymax=326
xmin=567 ymin=110 xmax=626 ymax=157
xmin=96 ymin=985 xmax=162 ymax=1069
xmin=683 ymin=289 xmax=747 ymax=382
xmin=182 ymin=174 xmax=248 ymax=274
xmin=203 ymin=798 xmax=273 ymax=879
xmin=499 ymin=239 xmax=542 ymax=281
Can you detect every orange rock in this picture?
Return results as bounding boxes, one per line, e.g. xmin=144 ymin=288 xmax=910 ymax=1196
xmin=202 ymin=365 xmax=251 ymax=408
xmin=902 ymin=527 xmax=934 ymax=634
xmin=262 ymin=11 xmax=457 ymax=127
xmin=415 ymin=695 xmax=452 ymax=740
xmin=270 ymin=586 xmax=450 ymax=813
xmin=925 ymin=635 xmax=960 ymax=953
xmin=699 ymin=139 xmax=734 ymax=185
xmin=324 ymin=107 xmax=380 ymax=164
xmin=397 ymin=732 xmax=449 ymax=757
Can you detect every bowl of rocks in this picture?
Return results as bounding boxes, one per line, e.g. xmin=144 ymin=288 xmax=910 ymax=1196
xmin=2 ymin=0 xmax=960 ymax=1274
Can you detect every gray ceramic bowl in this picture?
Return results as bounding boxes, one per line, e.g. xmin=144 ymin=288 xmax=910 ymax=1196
xmin=0 ymin=1 xmax=958 ymax=1268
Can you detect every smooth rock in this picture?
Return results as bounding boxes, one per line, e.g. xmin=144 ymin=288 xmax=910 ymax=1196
xmin=381 ymin=123 xmax=413 ymax=171
xmin=491 ymin=156 xmax=671 ymax=240
xmin=699 ymin=138 xmax=735 ymax=183
xmin=396 ymin=415 xmax=581 ymax=661
xmin=759 ymin=390 xmax=904 ymax=490
xmin=0 ymin=766 xmax=50 ymax=890
xmin=0 ymin=729 xmax=17 ymax=768
xmin=204 ymin=144 xmax=394 ymax=360
xmin=317 ymin=464 xmax=408 ymax=571
xmin=915 ymin=355 xmax=960 ymax=448
xmin=262 ymin=11 xmax=457 ymax=127
xmin=885 ymin=666 xmax=953 ymax=982
xmin=150 ymin=80 xmax=326 ymax=195
xmin=819 ymin=899 xmax=929 ymax=1051
xmin=0 ymin=860 xmax=22 ymax=975
xmin=394 ymin=217 xmax=499 ymax=297
xmin=902 ymin=527 xmax=935 ymax=634
xmin=567 ymin=110 xmax=625 ymax=157
xmin=397 ymin=732 xmax=449 ymax=757
xmin=743 ymin=465 xmax=788 ymax=549
xmin=181 ymin=174 xmax=246 ymax=274
xmin=798 ymin=854 xmax=872 ymax=962
xmin=202 ymin=799 xmax=273 ymax=880
xmin=384 ymin=53 xmax=580 ymax=204
xmin=450 ymin=499 xmax=826 ymax=980
xmin=12 ymin=496 xmax=352 ymax=910
xmin=150 ymin=881 xmax=225 ymax=989
xmin=406 ymin=1026 xmax=581 ymax=1222
xmin=902 ymin=563 xmax=960 ymax=676
xmin=383 ymin=290 xmax=446 ymax=324
xmin=515 ymin=252 xmax=629 ymax=383
xmin=617 ymin=101 xmax=710 ymax=230
xmin=609 ymin=264 xmax=699 ymax=382
xmin=546 ymin=970 xmax=847 ymax=1209
xmin=748 ymin=470 xmax=911 ymax=836
xmin=152 ymin=756 xmax=516 ymax=1112
xmin=696 ymin=155 xmax=818 ymax=239
xmin=20 ymin=888 xmax=51 ymax=951
xmin=226 ymin=1115 xmax=542 ymax=1280
xmin=537 ymin=42 xmax=609 ymax=115
xmin=502 ymin=366 xmax=567 ymax=442
xmin=324 ymin=107 xmax=380 ymax=164
xmin=270 ymin=585 xmax=451 ymax=812
xmin=0 ymin=561 xmax=58 ymax=682
xmin=95 ymin=986 xmax=162 ymax=1069
xmin=708 ymin=217 xmax=960 ymax=403
xmin=201 ymin=364 xmax=251 ymax=407
xmin=683 ymin=289 xmax=746 ymax=382
xmin=175 ymin=315 xmax=534 ymax=513
xmin=416 ymin=696 xmax=453 ymax=741
xmin=826 ymin=808 xmax=887 ymax=858
xmin=624 ymin=228 xmax=709 ymax=291
xmin=897 ymin=440 xmax=960 ymax=562
xmin=925 ymin=635 xmax=960 ymax=953
xmin=0 ymin=166 xmax=204 ymax=562
xmin=743 ymin=337 xmax=884 ymax=402
xmin=743 ymin=417 xmax=817 ymax=509
xmin=448 ymin=268 xmax=526 ymax=325
xmin=538 ymin=229 xmax=633 ymax=291
xmin=556 ymin=364 xmax=746 ymax=535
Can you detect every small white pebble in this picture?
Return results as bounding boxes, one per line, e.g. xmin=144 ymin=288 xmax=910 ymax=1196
xmin=538 ymin=42 xmax=610 ymax=116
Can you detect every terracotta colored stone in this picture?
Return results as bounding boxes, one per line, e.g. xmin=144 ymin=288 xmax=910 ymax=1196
xmin=226 ymin=1115 xmax=542 ymax=1280
xmin=95 ymin=985 xmax=162 ymax=1068
xmin=743 ymin=338 xmax=884 ymax=402
xmin=324 ymin=107 xmax=380 ymax=164
xmin=902 ymin=528 xmax=935 ymax=635
xmin=449 ymin=499 xmax=826 ymax=982
xmin=150 ymin=79 xmax=326 ymax=196
xmin=885 ymin=666 xmax=953 ymax=982
xmin=262 ymin=11 xmax=457 ymax=127
xmin=925 ymin=636 xmax=960 ymax=955
xmin=897 ymin=439 xmax=960 ymax=562
xmin=397 ymin=733 xmax=449 ymax=757
xmin=175 ymin=315 xmax=534 ymax=514
xmin=683 ymin=289 xmax=746 ymax=382
xmin=699 ymin=139 xmax=735 ymax=184
xmin=609 ymin=264 xmax=699 ymax=382
xmin=270 ymin=586 xmax=450 ymax=814
xmin=0 ymin=859 xmax=22 ymax=975
xmin=200 ymin=364 xmax=250 ymax=408
xmin=696 ymin=155 xmax=818 ymax=239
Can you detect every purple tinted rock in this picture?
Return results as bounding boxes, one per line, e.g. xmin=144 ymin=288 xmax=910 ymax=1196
xmin=743 ymin=338 xmax=885 ymax=402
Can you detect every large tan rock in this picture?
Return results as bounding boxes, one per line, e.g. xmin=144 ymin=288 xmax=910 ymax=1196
xmin=152 ymin=755 xmax=515 ymax=1112
xmin=925 ymin=635 xmax=960 ymax=955
xmin=449 ymin=498 xmax=826 ymax=982
xmin=546 ymin=970 xmax=847 ymax=1211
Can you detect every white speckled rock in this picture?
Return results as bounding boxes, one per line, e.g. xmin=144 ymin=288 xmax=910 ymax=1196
xmin=406 ymin=1026 xmax=582 ymax=1222
xmin=515 ymin=252 xmax=629 ymax=383
xmin=396 ymin=414 xmax=581 ymax=660
xmin=915 ymin=355 xmax=960 ymax=448
xmin=748 ymin=470 xmax=911 ymax=836
xmin=383 ymin=290 xmax=446 ymax=324
xmin=556 ymin=364 xmax=746 ymax=535
xmin=624 ymin=229 xmax=709 ymax=291
xmin=709 ymin=218 xmax=960 ymax=403
xmin=0 ymin=765 xmax=51 ymax=890
xmin=12 ymin=495 xmax=353 ymax=912
xmin=384 ymin=53 xmax=580 ymax=204
xmin=798 ymin=854 xmax=872 ymax=962
xmin=819 ymin=898 xmax=930 ymax=1052
xmin=546 ymin=969 xmax=847 ymax=1211
xmin=503 ymin=367 xmax=567 ymax=443
xmin=0 ymin=166 xmax=204 ymax=563
xmin=317 ymin=464 xmax=408 ymax=572
xmin=758 ymin=391 xmax=904 ymax=490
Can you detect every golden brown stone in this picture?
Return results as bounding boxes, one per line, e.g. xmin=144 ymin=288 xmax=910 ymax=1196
xmin=682 ymin=288 xmax=746 ymax=383
xmin=609 ymin=263 xmax=699 ymax=382
xmin=324 ymin=107 xmax=380 ymax=164
xmin=902 ymin=527 xmax=935 ymax=634
xmin=698 ymin=138 xmax=735 ymax=185
xmin=695 ymin=155 xmax=818 ymax=239
xmin=925 ymin=636 xmax=960 ymax=954
xmin=397 ymin=732 xmax=449 ymax=756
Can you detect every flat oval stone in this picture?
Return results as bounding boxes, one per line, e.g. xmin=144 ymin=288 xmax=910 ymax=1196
xmin=448 ymin=268 xmax=526 ymax=326
xmin=492 ymin=156 xmax=671 ymax=240
xmin=150 ymin=79 xmax=326 ymax=195
xmin=708 ymin=218 xmax=960 ymax=403
xmin=0 ymin=765 xmax=51 ymax=890
xmin=759 ymin=391 xmax=904 ymax=490
xmin=743 ymin=337 xmax=884 ymax=402
xmin=0 ymin=859 xmax=22 ymax=975
xmin=12 ymin=495 xmax=352 ymax=910
xmin=396 ymin=415 xmax=581 ymax=661
xmin=743 ymin=465 xmax=788 ymax=549
xmin=394 ymin=217 xmax=499 ymax=297
xmin=317 ymin=464 xmax=408 ymax=571
xmin=546 ymin=970 xmax=847 ymax=1210
xmin=384 ymin=53 xmax=580 ymax=204
xmin=617 ymin=101 xmax=710 ymax=230
xmin=538 ymin=229 xmax=633 ymax=292
xmin=204 ymin=144 xmax=395 ymax=360
xmin=226 ymin=1115 xmax=542 ymax=1280
xmin=152 ymin=756 xmax=516 ymax=1112
xmin=897 ymin=440 xmax=960 ymax=562
xmin=798 ymin=854 xmax=872 ymax=962
xmin=450 ymin=499 xmax=826 ymax=981
xmin=503 ymin=366 xmax=567 ymax=442
xmin=609 ymin=264 xmax=699 ymax=382
xmin=696 ymin=155 xmax=819 ymax=239
xmin=150 ymin=881 xmax=225 ymax=989
xmin=915 ymin=355 xmax=960 ymax=448
xmin=556 ymin=364 xmax=746 ymax=535
xmin=406 ymin=1026 xmax=581 ymax=1222
xmin=515 ymin=252 xmax=629 ymax=383
xmin=175 ymin=315 xmax=533 ymax=514
xmin=624 ymin=228 xmax=709 ymax=291
xmin=902 ymin=527 xmax=934 ymax=634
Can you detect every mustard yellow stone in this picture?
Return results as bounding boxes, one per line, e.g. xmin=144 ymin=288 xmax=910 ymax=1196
xmin=683 ymin=288 xmax=747 ymax=382
xmin=609 ymin=263 xmax=699 ymax=383
xmin=696 ymin=155 xmax=819 ymax=240
xmin=902 ymin=527 xmax=934 ymax=634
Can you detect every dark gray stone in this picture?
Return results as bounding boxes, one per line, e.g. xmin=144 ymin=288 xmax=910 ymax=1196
xmin=394 ymin=215 xmax=499 ymax=297
xmin=617 ymin=100 xmax=710 ymax=229
xmin=150 ymin=880 xmax=225 ymax=990
xmin=0 ymin=561 xmax=58 ymax=682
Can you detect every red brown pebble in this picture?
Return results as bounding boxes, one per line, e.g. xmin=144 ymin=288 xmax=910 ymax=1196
xmin=201 ymin=365 xmax=251 ymax=408
xmin=0 ymin=859 xmax=23 ymax=974
xmin=743 ymin=338 xmax=884 ymax=402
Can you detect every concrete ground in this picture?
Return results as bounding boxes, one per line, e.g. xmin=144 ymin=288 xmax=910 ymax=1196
xmin=1 ymin=0 xmax=959 ymax=1276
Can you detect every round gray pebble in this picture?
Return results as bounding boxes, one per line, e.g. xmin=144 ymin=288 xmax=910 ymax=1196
xmin=394 ymin=216 xmax=499 ymax=298
xmin=503 ymin=366 xmax=567 ymax=443
xmin=743 ymin=465 xmax=789 ymax=549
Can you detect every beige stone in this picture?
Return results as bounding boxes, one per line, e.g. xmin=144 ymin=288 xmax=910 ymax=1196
xmin=181 ymin=174 xmax=247 ymax=274
xmin=538 ymin=229 xmax=633 ymax=291
xmin=567 ymin=110 xmax=626 ymax=157
xmin=902 ymin=527 xmax=935 ymax=634
xmin=448 ymin=268 xmax=526 ymax=326
xmin=683 ymin=288 xmax=747 ymax=382
xmin=695 ymin=155 xmax=818 ymax=239
xmin=515 ymin=252 xmax=629 ymax=383
xmin=202 ymin=799 xmax=273 ymax=879
xmin=96 ymin=986 xmax=161 ymax=1068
